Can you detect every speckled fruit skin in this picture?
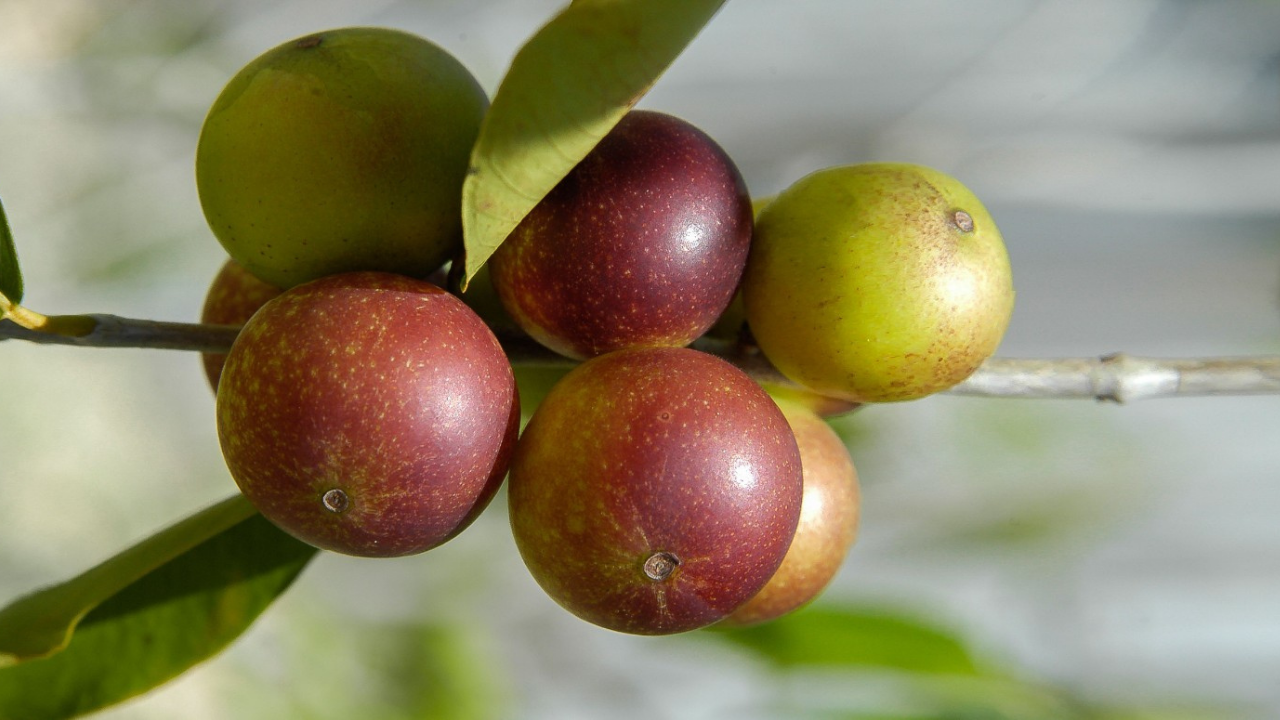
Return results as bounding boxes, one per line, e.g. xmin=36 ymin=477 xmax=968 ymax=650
xmin=508 ymin=347 xmax=803 ymax=635
xmin=720 ymin=399 xmax=860 ymax=627
xmin=196 ymin=27 xmax=488 ymax=289
xmin=216 ymin=272 xmax=519 ymax=557
xmin=489 ymin=110 xmax=753 ymax=360
xmin=200 ymin=259 xmax=283 ymax=391
xmin=743 ymin=163 xmax=1015 ymax=403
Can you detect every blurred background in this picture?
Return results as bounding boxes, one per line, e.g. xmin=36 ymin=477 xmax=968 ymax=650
xmin=2 ymin=1 xmax=1279 ymax=718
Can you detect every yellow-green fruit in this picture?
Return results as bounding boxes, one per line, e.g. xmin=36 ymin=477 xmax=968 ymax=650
xmin=196 ymin=27 xmax=487 ymax=289
xmin=743 ymin=163 xmax=1014 ymax=403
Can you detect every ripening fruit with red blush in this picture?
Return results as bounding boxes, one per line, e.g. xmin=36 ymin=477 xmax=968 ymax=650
xmin=216 ymin=271 xmax=519 ymax=557
xmin=508 ymin=346 xmax=803 ymax=634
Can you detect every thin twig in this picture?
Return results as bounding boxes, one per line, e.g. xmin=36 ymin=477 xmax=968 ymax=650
xmin=3 ymin=316 xmax=1278 ymax=402
xmin=0 ymin=315 xmax=241 ymax=353
xmin=950 ymin=353 xmax=1280 ymax=402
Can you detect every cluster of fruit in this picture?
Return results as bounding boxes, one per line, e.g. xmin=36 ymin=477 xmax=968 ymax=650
xmin=196 ymin=27 xmax=1014 ymax=635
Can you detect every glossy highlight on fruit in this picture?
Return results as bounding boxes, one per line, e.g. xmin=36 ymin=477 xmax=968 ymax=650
xmin=196 ymin=27 xmax=488 ymax=288
xmin=489 ymin=110 xmax=753 ymax=360
xmin=743 ymin=163 xmax=1014 ymax=403
xmin=507 ymin=347 xmax=803 ymax=635
xmin=216 ymin=272 xmax=519 ymax=557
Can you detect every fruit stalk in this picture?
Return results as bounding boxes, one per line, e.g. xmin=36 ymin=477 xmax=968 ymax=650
xmin=2 ymin=313 xmax=1278 ymax=401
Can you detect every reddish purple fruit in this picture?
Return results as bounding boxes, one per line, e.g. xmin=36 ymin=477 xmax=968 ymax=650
xmin=200 ymin=258 xmax=283 ymax=391
xmin=489 ymin=110 xmax=753 ymax=360
xmin=508 ymin=347 xmax=803 ymax=634
xmin=216 ymin=271 xmax=519 ymax=557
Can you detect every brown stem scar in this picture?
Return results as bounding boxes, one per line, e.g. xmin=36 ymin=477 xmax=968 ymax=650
xmin=322 ymin=488 xmax=349 ymax=513
xmin=643 ymin=551 xmax=680 ymax=581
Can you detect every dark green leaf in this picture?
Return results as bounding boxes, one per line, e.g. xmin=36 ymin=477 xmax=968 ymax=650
xmin=0 ymin=495 xmax=318 ymax=720
xmin=0 ymin=197 xmax=22 ymax=304
xmin=713 ymin=604 xmax=985 ymax=676
xmin=461 ymin=0 xmax=726 ymax=284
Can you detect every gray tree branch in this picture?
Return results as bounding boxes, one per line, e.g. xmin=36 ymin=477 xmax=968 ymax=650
xmin=3 ymin=316 xmax=1278 ymax=402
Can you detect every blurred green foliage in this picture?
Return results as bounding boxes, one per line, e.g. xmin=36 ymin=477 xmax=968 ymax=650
xmin=228 ymin=614 xmax=505 ymax=720
xmin=715 ymin=605 xmax=984 ymax=675
xmin=707 ymin=603 xmax=1237 ymax=720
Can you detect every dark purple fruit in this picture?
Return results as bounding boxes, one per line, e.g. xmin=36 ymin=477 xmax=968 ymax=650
xmin=489 ymin=110 xmax=752 ymax=360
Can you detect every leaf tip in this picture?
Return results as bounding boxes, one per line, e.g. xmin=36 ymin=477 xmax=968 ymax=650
xmin=0 ymin=195 xmax=25 ymax=304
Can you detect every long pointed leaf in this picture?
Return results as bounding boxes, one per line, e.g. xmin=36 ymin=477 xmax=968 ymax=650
xmin=0 ymin=197 xmax=22 ymax=305
xmin=0 ymin=495 xmax=318 ymax=720
xmin=0 ymin=495 xmax=253 ymax=663
xmin=461 ymin=0 xmax=725 ymax=284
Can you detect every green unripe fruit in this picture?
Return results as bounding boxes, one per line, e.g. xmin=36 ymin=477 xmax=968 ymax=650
xmin=702 ymin=193 xmax=860 ymax=418
xmin=743 ymin=163 xmax=1014 ymax=403
xmin=196 ymin=27 xmax=488 ymax=289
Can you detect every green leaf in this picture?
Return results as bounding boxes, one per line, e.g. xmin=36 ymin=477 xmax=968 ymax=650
xmin=461 ymin=0 xmax=726 ymax=285
xmin=0 ymin=495 xmax=318 ymax=720
xmin=713 ymin=604 xmax=985 ymax=676
xmin=0 ymin=494 xmax=252 ymax=663
xmin=0 ymin=196 xmax=22 ymax=305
